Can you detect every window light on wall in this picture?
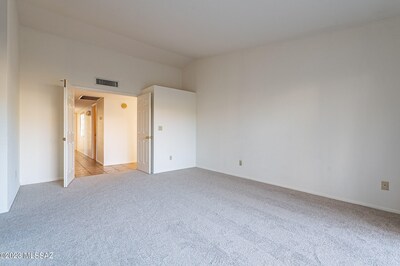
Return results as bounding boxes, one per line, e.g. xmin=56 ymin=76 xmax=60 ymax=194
xmin=80 ymin=113 xmax=85 ymax=137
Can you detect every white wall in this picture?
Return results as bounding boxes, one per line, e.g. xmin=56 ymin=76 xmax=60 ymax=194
xmin=104 ymin=94 xmax=137 ymax=166
xmin=7 ymin=0 xmax=20 ymax=209
xmin=147 ymin=86 xmax=196 ymax=174
xmin=76 ymin=107 xmax=92 ymax=158
xmin=0 ymin=0 xmax=8 ymax=213
xmin=75 ymin=94 xmax=137 ymax=166
xmin=19 ymin=26 xmax=182 ymax=185
xmin=183 ymin=16 xmax=400 ymax=213
xmin=0 ymin=0 xmax=20 ymax=213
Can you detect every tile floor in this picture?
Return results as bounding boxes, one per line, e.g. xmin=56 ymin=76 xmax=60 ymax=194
xmin=75 ymin=151 xmax=137 ymax=177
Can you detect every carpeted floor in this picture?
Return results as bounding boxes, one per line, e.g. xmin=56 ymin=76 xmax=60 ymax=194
xmin=0 ymin=168 xmax=399 ymax=265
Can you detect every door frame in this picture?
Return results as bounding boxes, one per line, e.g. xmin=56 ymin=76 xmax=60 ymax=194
xmin=72 ymin=85 xmax=137 ymax=97
xmin=63 ymin=79 xmax=75 ymax=187
xmin=65 ymin=83 xmax=142 ymax=183
xmin=91 ymin=104 xmax=97 ymax=161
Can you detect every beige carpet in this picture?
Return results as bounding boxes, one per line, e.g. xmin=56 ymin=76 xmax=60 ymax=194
xmin=0 ymin=168 xmax=399 ymax=265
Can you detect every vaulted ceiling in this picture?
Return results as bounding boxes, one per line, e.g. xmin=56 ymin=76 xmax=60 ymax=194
xmin=18 ymin=0 xmax=400 ymax=68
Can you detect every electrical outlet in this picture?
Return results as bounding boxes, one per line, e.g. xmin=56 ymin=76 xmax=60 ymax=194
xmin=158 ymin=125 xmax=163 ymax=131
xmin=239 ymin=160 xmax=242 ymax=166
xmin=381 ymin=181 xmax=389 ymax=191
xmin=169 ymin=155 xmax=172 ymax=160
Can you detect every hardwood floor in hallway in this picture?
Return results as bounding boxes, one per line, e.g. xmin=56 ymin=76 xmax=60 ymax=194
xmin=75 ymin=151 xmax=137 ymax=177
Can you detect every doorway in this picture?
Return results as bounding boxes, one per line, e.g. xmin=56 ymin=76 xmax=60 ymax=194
xmin=72 ymin=87 xmax=138 ymax=179
xmin=74 ymin=151 xmax=136 ymax=177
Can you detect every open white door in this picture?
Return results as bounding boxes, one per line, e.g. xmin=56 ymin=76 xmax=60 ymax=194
xmin=63 ymin=79 xmax=75 ymax=187
xmin=137 ymin=93 xmax=152 ymax=173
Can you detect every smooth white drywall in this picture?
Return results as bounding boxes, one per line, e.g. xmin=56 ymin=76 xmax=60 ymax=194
xmin=19 ymin=26 xmax=182 ymax=185
xmin=6 ymin=0 xmax=20 ymax=210
xmin=183 ymin=16 xmax=400 ymax=213
xmin=76 ymin=94 xmax=136 ymax=166
xmin=0 ymin=0 xmax=20 ymax=213
xmin=0 ymin=0 xmax=8 ymax=213
xmin=18 ymin=0 xmax=400 ymax=59
xmin=150 ymin=86 xmax=196 ymax=174
xmin=104 ymin=94 xmax=137 ymax=166
xmin=76 ymin=108 xmax=92 ymax=158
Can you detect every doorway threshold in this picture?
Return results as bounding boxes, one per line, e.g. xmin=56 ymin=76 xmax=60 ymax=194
xmin=75 ymin=151 xmax=137 ymax=177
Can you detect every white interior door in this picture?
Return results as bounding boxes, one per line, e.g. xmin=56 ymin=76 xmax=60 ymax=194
xmin=137 ymin=93 xmax=152 ymax=173
xmin=63 ymin=79 xmax=75 ymax=187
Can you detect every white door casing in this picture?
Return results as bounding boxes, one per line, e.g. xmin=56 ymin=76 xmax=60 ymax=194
xmin=137 ymin=93 xmax=152 ymax=173
xmin=63 ymin=79 xmax=75 ymax=187
xmin=96 ymin=99 xmax=104 ymax=165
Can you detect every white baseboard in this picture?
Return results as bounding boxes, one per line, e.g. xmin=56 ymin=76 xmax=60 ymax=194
xmin=21 ymin=177 xmax=62 ymax=186
xmin=153 ymin=165 xmax=196 ymax=174
xmin=7 ymin=183 xmax=20 ymax=211
xmin=197 ymin=167 xmax=400 ymax=215
xmin=103 ymin=161 xmax=136 ymax=166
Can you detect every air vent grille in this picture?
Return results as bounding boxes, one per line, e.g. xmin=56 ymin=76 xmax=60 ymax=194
xmin=96 ymin=78 xmax=118 ymax=87
xmin=79 ymin=95 xmax=101 ymax=101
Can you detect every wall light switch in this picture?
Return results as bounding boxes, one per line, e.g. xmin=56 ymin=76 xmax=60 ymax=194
xmin=158 ymin=125 xmax=163 ymax=131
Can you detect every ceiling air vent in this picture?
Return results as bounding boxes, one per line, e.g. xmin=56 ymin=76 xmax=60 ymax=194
xmin=96 ymin=78 xmax=118 ymax=87
xmin=79 ymin=95 xmax=101 ymax=101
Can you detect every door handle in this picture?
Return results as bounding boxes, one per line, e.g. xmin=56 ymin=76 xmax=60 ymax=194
xmin=145 ymin=136 xmax=152 ymax=140
xmin=63 ymin=137 xmax=66 ymax=141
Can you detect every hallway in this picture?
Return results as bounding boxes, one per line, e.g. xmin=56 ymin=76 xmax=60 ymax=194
xmin=75 ymin=151 xmax=137 ymax=177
